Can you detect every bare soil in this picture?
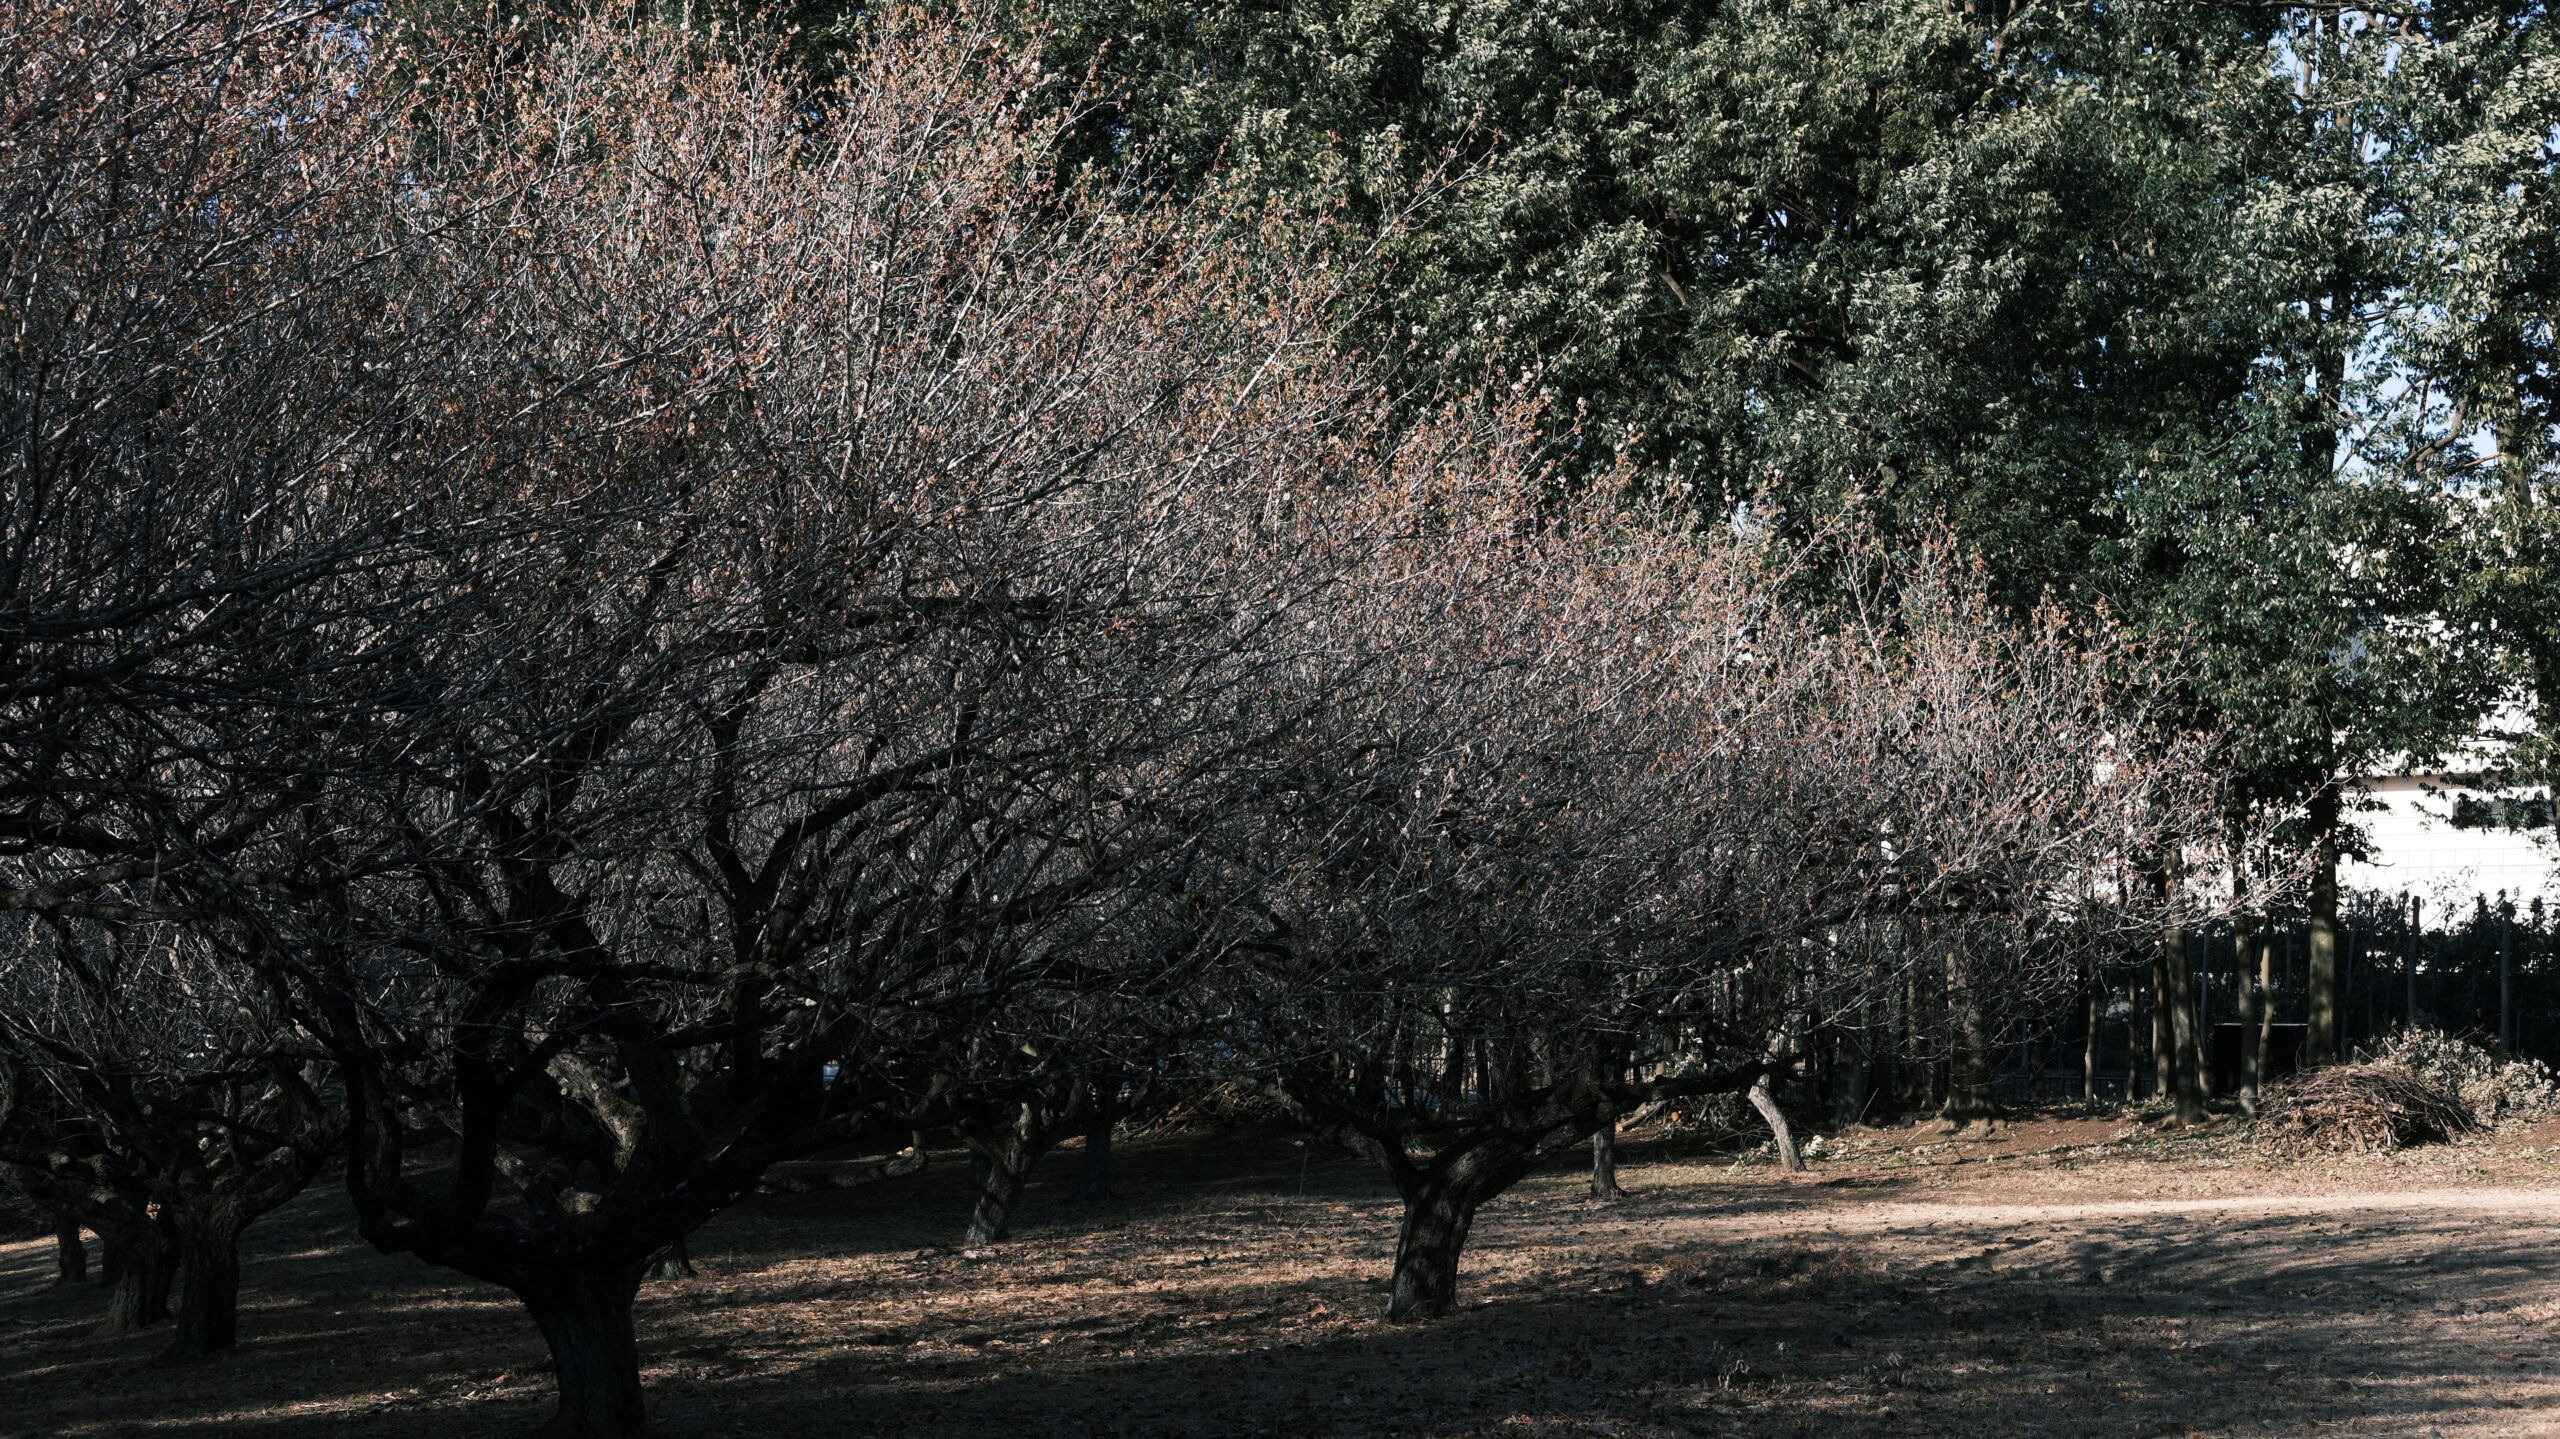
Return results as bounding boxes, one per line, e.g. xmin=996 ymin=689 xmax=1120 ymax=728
xmin=9 ymin=1111 xmax=2560 ymax=1439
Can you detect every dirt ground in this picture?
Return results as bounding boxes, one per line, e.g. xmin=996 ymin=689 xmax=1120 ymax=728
xmin=10 ymin=1112 xmax=2560 ymax=1439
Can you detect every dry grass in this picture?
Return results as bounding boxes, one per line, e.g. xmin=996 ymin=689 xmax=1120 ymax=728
xmin=9 ymin=1114 xmax=2560 ymax=1438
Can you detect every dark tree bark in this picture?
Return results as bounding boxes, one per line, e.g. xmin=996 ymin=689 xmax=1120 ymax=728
xmin=1070 ymin=1077 xmax=1120 ymax=1204
xmin=962 ymin=1099 xmax=1056 ymax=1247
xmin=2150 ymin=947 xmax=2173 ymax=1102
xmin=2307 ymin=786 xmax=2342 ymax=1066
xmin=2163 ymin=926 xmax=2207 ymax=1126
xmin=2236 ymin=923 xmax=2265 ymax=1116
xmin=515 ymin=1263 xmax=650 ymax=1439
xmin=52 ymin=1215 xmax=85 ymax=1286
xmin=1385 ymin=1140 xmax=1527 ymax=1321
xmin=1941 ymin=953 xmax=2000 ymax=1127
xmin=97 ymin=1221 xmax=176 ymax=1336
xmin=166 ymin=1207 xmax=247 ymax=1358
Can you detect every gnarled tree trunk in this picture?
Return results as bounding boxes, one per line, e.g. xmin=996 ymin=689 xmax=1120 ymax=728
xmin=515 ymin=1262 xmax=649 ymax=1439
xmin=1380 ymin=1134 xmax=1536 ymax=1322
xmin=962 ymin=1099 xmax=1054 ymax=1247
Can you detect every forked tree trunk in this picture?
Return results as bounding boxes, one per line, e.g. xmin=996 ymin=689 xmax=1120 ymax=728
xmin=1748 ymin=1074 xmax=1804 ymax=1172
xmin=1379 ymin=1137 xmax=1532 ymax=1322
xmin=53 ymin=1216 xmax=85 ymax=1286
xmin=516 ymin=1262 xmax=649 ymax=1439
xmin=1390 ymin=1183 xmax=1476 ymax=1321
xmin=165 ymin=1210 xmax=247 ymax=1358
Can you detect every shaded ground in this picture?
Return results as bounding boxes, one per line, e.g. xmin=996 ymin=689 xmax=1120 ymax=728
xmin=9 ymin=1111 xmax=2560 ymax=1438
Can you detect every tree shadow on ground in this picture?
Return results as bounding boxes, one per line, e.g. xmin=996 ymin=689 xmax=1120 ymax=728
xmin=5 ymin=1135 xmax=2559 ymax=1439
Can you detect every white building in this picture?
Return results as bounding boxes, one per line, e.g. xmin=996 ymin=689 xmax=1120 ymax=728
xmin=2341 ymin=711 xmax=2559 ymax=907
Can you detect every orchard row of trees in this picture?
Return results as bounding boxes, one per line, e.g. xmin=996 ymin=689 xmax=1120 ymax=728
xmin=949 ymin=0 xmax=2560 ymax=1140
xmin=0 ymin=4 xmax=2253 ymax=1436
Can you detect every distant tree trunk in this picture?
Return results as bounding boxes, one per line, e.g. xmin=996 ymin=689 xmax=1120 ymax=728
xmin=2307 ymin=785 xmax=2342 ymax=1066
xmin=513 ymin=1262 xmax=649 ymax=1439
xmin=2025 ymin=1027 xmax=2047 ymax=1103
xmin=1748 ymin=1073 xmax=1805 ymax=1172
xmin=1071 ymin=1076 xmax=1121 ymax=1204
xmin=165 ymin=1206 xmax=248 ymax=1358
xmin=2150 ymin=948 xmax=2173 ymax=1101
xmin=1589 ymin=1095 xmax=1625 ymax=1199
xmin=1941 ymin=951 xmax=1999 ymax=1126
xmin=2127 ymin=976 xmax=2150 ymax=1103
xmin=2163 ymin=926 xmax=2207 ymax=1126
xmin=962 ymin=1099 xmax=1054 ymax=1247
xmin=2080 ymin=968 xmax=2100 ymax=1104
xmin=96 ymin=1232 xmax=124 ymax=1288
xmin=52 ymin=1216 xmax=85 ymax=1287
xmin=2236 ymin=923 xmax=2265 ymax=1116
xmin=643 ymin=1239 xmax=696 ymax=1280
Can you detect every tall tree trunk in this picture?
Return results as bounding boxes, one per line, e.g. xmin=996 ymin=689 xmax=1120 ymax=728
xmin=2236 ymin=923 xmax=2265 ymax=1116
xmin=165 ymin=1208 xmax=247 ymax=1358
xmin=2126 ymin=976 xmax=2149 ymax=1103
xmin=2164 ymin=926 xmax=2207 ymax=1125
xmin=516 ymin=1263 xmax=649 ymax=1439
xmin=2307 ymin=786 xmax=2342 ymax=1067
xmin=1941 ymin=952 xmax=1999 ymax=1126
xmin=2080 ymin=968 xmax=2100 ymax=1104
xmin=2150 ymin=948 xmax=2173 ymax=1102
xmin=52 ymin=1215 xmax=85 ymax=1287
xmin=1748 ymin=1073 xmax=1805 ymax=1172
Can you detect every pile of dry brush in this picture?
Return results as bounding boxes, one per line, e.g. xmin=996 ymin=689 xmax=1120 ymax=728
xmin=2256 ymin=1063 xmax=2478 ymax=1158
